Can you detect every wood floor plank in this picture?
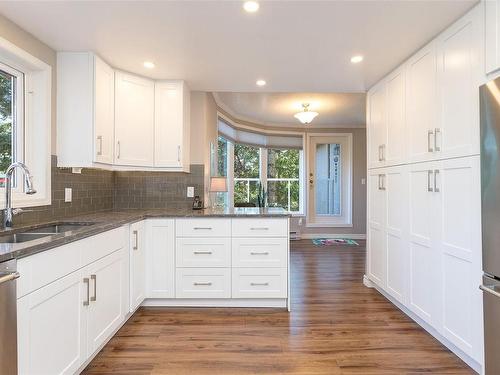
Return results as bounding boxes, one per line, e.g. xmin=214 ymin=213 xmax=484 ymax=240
xmin=83 ymin=240 xmax=474 ymax=374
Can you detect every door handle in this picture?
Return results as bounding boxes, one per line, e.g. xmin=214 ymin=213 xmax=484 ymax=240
xmin=434 ymin=128 xmax=441 ymax=152
xmin=427 ymin=130 xmax=434 ymax=152
xmin=83 ymin=278 xmax=90 ymax=306
xmin=117 ymin=141 xmax=121 ymax=159
xmin=427 ymin=170 xmax=433 ymax=192
xmin=96 ymin=136 xmax=103 ymax=156
xmin=133 ymin=230 xmax=138 ymax=250
xmin=90 ymin=274 xmax=97 ymax=302
xmin=177 ymin=145 xmax=181 ymax=162
xmin=434 ymin=169 xmax=440 ymax=193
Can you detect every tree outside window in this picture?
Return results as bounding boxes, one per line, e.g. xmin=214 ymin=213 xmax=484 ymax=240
xmin=0 ymin=69 xmax=15 ymax=187
xmin=267 ymin=148 xmax=300 ymax=212
xmin=234 ymin=143 xmax=260 ymax=206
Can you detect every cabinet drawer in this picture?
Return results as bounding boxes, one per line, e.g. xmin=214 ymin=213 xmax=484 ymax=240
xmin=232 ymin=268 xmax=287 ymax=298
xmin=175 ymin=268 xmax=230 ymax=298
xmin=232 ymin=238 xmax=287 ymax=268
xmin=176 ymin=219 xmax=231 ymax=237
xmin=176 ymin=238 xmax=231 ymax=267
xmin=231 ymin=218 xmax=288 ymax=237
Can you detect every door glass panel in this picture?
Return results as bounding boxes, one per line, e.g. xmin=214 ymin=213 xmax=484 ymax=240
xmin=315 ymin=143 xmax=341 ymax=216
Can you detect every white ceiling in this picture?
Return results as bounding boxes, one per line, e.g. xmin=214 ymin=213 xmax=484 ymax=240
xmin=215 ymin=92 xmax=366 ymax=128
xmin=0 ymin=0 xmax=477 ymax=93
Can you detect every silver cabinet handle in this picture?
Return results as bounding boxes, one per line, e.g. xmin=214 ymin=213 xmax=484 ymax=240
xmin=194 ymin=251 xmax=212 ymax=255
xmin=380 ymin=174 xmax=386 ymax=191
xmin=193 ymin=282 xmax=212 ymax=286
xmin=96 ymin=135 xmax=103 ymax=156
xmin=250 ymin=227 xmax=269 ymax=231
xmin=434 ymin=128 xmax=441 ymax=152
xmin=90 ymin=274 xmax=97 ymax=302
xmin=193 ymin=227 xmax=212 ymax=230
xmin=427 ymin=170 xmax=433 ymax=192
xmin=251 ymin=282 xmax=269 ymax=286
xmin=117 ymin=141 xmax=121 ymax=159
xmin=177 ymin=145 xmax=181 ymax=162
xmin=250 ymin=251 xmax=269 ymax=255
xmin=378 ymin=145 xmax=382 ymax=161
xmin=427 ymin=130 xmax=434 ymax=152
xmin=381 ymin=144 xmax=386 ymax=161
xmin=83 ymin=278 xmax=90 ymax=306
xmin=480 ymin=284 xmax=500 ymax=298
xmin=434 ymin=169 xmax=440 ymax=193
xmin=378 ymin=174 xmax=382 ymax=190
xmin=133 ymin=230 xmax=138 ymax=250
xmin=0 ymin=271 xmax=19 ymax=285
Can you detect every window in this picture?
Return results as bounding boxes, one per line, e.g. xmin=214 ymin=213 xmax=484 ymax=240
xmin=233 ymin=143 xmax=260 ymax=206
xmin=0 ymin=63 xmax=23 ymax=188
xmin=267 ymin=148 xmax=300 ymax=212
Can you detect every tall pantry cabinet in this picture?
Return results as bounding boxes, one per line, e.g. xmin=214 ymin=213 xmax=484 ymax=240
xmin=366 ymin=5 xmax=483 ymax=369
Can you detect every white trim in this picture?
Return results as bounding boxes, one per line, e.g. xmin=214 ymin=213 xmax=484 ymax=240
xmin=142 ymin=298 xmax=288 ymax=308
xmin=300 ymin=233 xmax=366 ymax=240
xmin=363 ymin=274 xmax=375 ymax=288
xmin=370 ymin=280 xmax=482 ymax=374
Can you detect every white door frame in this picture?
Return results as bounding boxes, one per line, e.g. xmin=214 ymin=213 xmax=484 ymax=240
xmin=305 ymin=132 xmax=353 ymax=228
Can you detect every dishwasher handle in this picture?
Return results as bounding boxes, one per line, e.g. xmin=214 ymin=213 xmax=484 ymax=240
xmin=0 ymin=271 xmax=19 ymax=285
xmin=480 ymin=284 xmax=500 ymax=299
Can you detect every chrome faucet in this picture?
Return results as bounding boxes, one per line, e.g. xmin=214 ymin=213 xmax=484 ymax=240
xmin=3 ymin=162 xmax=36 ymax=228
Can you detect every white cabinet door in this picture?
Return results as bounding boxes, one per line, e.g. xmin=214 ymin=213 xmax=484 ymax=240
xmin=407 ymin=43 xmax=438 ymax=163
xmin=93 ymin=56 xmax=114 ymax=164
xmin=17 ymin=271 xmax=86 ymax=375
xmin=130 ymin=220 xmax=146 ymax=310
xmin=114 ymin=71 xmax=154 ymax=166
xmin=437 ymin=156 xmax=483 ymax=361
xmin=154 ymin=81 xmax=184 ymax=168
xmin=485 ymin=0 xmax=500 ymax=75
xmin=408 ymin=162 xmax=441 ymax=327
xmin=367 ymin=83 xmax=387 ymax=168
xmin=146 ymin=219 xmax=175 ymax=298
xmin=385 ymin=67 xmax=406 ymax=166
xmin=384 ymin=165 xmax=408 ymax=304
xmin=367 ymin=169 xmax=386 ymax=287
xmin=86 ymin=249 xmax=127 ymax=354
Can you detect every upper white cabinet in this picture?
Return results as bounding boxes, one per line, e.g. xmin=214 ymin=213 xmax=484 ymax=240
xmin=367 ymin=83 xmax=386 ymax=169
xmin=114 ymin=72 xmax=155 ymax=167
xmin=385 ymin=67 xmax=407 ymax=166
xmin=57 ymin=52 xmax=115 ymax=167
xmin=57 ymin=52 xmax=190 ymax=171
xmin=485 ymin=0 xmax=500 ymax=74
xmin=154 ymin=81 xmax=191 ymax=171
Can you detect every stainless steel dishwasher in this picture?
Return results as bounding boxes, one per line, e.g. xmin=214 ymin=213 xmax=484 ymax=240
xmin=0 ymin=259 xmax=19 ymax=375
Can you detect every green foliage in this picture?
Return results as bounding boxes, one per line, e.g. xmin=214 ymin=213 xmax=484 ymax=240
xmin=0 ymin=71 xmax=13 ymax=176
xmin=234 ymin=144 xmax=259 ymax=178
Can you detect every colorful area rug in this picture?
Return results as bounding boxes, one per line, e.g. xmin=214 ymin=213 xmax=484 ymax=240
xmin=312 ymin=238 xmax=359 ymax=246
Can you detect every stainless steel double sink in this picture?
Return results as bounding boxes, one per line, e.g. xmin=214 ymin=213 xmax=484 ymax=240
xmin=0 ymin=223 xmax=95 ymax=244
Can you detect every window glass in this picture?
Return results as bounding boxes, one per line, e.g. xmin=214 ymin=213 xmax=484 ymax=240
xmin=217 ymin=136 xmax=228 ymax=177
xmin=0 ymin=69 xmax=17 ymax=187
xmin=267 ymin=148 xmax=300 ymax=212
xmin=234 ymin=144 xmax=260 ymax=206
xmin=315 ymin=143 xmax=341 ymax=216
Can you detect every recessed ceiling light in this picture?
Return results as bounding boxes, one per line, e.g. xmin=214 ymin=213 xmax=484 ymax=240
xmin=244 ymin=1 xmax=259 ymax=13
xmin=350 ymin=55 xmax=364 ymax=64
xmin=256 ymin=79 xmax=266 ymax=86
xmin=143 ymin=61 xmax=155 ymax=69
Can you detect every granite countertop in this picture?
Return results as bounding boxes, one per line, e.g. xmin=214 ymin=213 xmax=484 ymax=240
xmin=0 ymin=207 xmax=290 ymax=262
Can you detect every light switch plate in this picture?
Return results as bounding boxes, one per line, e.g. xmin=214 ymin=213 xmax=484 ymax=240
xmin=64 ymin=188 xmax=72 ymax=203
xmin=187 ymin=186 xmax=195 ymax=198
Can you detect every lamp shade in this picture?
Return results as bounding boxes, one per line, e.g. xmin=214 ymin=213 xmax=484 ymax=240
xmin=210 ymin=177 xmax=227 ymax=192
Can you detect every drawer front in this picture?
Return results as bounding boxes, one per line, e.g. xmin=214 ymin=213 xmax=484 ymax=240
xmin=176 ymin=219 xmax=231 ymax=237
xmin=176 ymin=238 xmax=231 ymax=267
xmin=232 ymin=238 xmax=287 ymax=268
xmin=176 ymin=268 xmax=231 ymax=298
xmin=231 ymin=218 xmax=288 ymax=237
xmin=232 ymin=268 xmax=287 ymax=298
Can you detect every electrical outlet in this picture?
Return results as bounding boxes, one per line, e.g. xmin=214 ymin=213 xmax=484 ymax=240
xmin=187 ymin=186 xmax=195 ymax=198
xmin=64 ymin=188 xmax=72 ymax=203
xmin=361 ymin=178 xmax=366 ymax=185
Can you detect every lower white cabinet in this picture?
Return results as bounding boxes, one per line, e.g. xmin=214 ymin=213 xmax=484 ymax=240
xmin=130 ymin=220 xmax=146 ymax=311
xmin=175 ymin=268 xmax=231 ymax=298
xmin=17 ymin=247 xmax=128 ymax=375
xmin=232 ymin=268 xmax=287 ymax=298
xmin=176 ymin=237 xmax=231 ymax=268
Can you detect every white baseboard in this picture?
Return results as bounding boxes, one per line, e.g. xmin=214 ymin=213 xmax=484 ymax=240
xmin=142 ymin=298 xmax=288 ymax=308
xmin=300 ymin=233 xmax=366 ymax=240
xmin=370 ymin=281 xmax=482 ymax=374
xmin=363 ymin=274 xmax=375 ymax=288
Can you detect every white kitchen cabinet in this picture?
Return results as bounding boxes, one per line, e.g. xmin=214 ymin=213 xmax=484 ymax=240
xmin=437 ymin=8 xmax=481 ymax=160
xmin=175 ymin=268 xmax=231 ymax=299
xmin=367 ymin=82 xmax=387 ymax=168
xmin=146 ymin=219 xmax=175 ymax=299
xmin=385 ymin=67 xmax=407 ymax=166
xmin=130 ymin=220 xmax=146 ymax=311
xmin=406 ymin=42 xmax=438 ymax=163
xmin=367 ymin=169 xmax=386 ymax=287
xmin=57 ymin=52 xmax=115 ymax=167
xmin=485 ymin=0 xmax=500 ymax=75
xmin=114 ymin=71 xmax=154 ymax=167
xmin=154 ymin=81 xmax=191 ymax=171
xmin=17 ymin=270 xmax=86 ymax=375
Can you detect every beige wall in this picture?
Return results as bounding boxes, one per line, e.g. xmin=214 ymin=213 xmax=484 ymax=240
xmin=0 ymin=14 xmax=57 ymax=154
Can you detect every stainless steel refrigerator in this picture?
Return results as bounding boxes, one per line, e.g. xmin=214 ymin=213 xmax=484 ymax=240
xmin=480 ymin=77 xmax=500 ymax=375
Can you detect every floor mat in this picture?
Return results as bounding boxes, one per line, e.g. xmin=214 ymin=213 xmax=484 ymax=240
xmin=312 ymin=238 xmax=359 ymax=246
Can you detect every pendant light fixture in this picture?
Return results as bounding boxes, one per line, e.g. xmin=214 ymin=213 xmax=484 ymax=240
xmin=294 ymin=103 xmax=319 ymax=124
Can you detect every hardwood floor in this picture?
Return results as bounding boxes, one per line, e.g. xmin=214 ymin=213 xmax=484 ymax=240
xmin=83 ymin=240 xmax=474 ymax=374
